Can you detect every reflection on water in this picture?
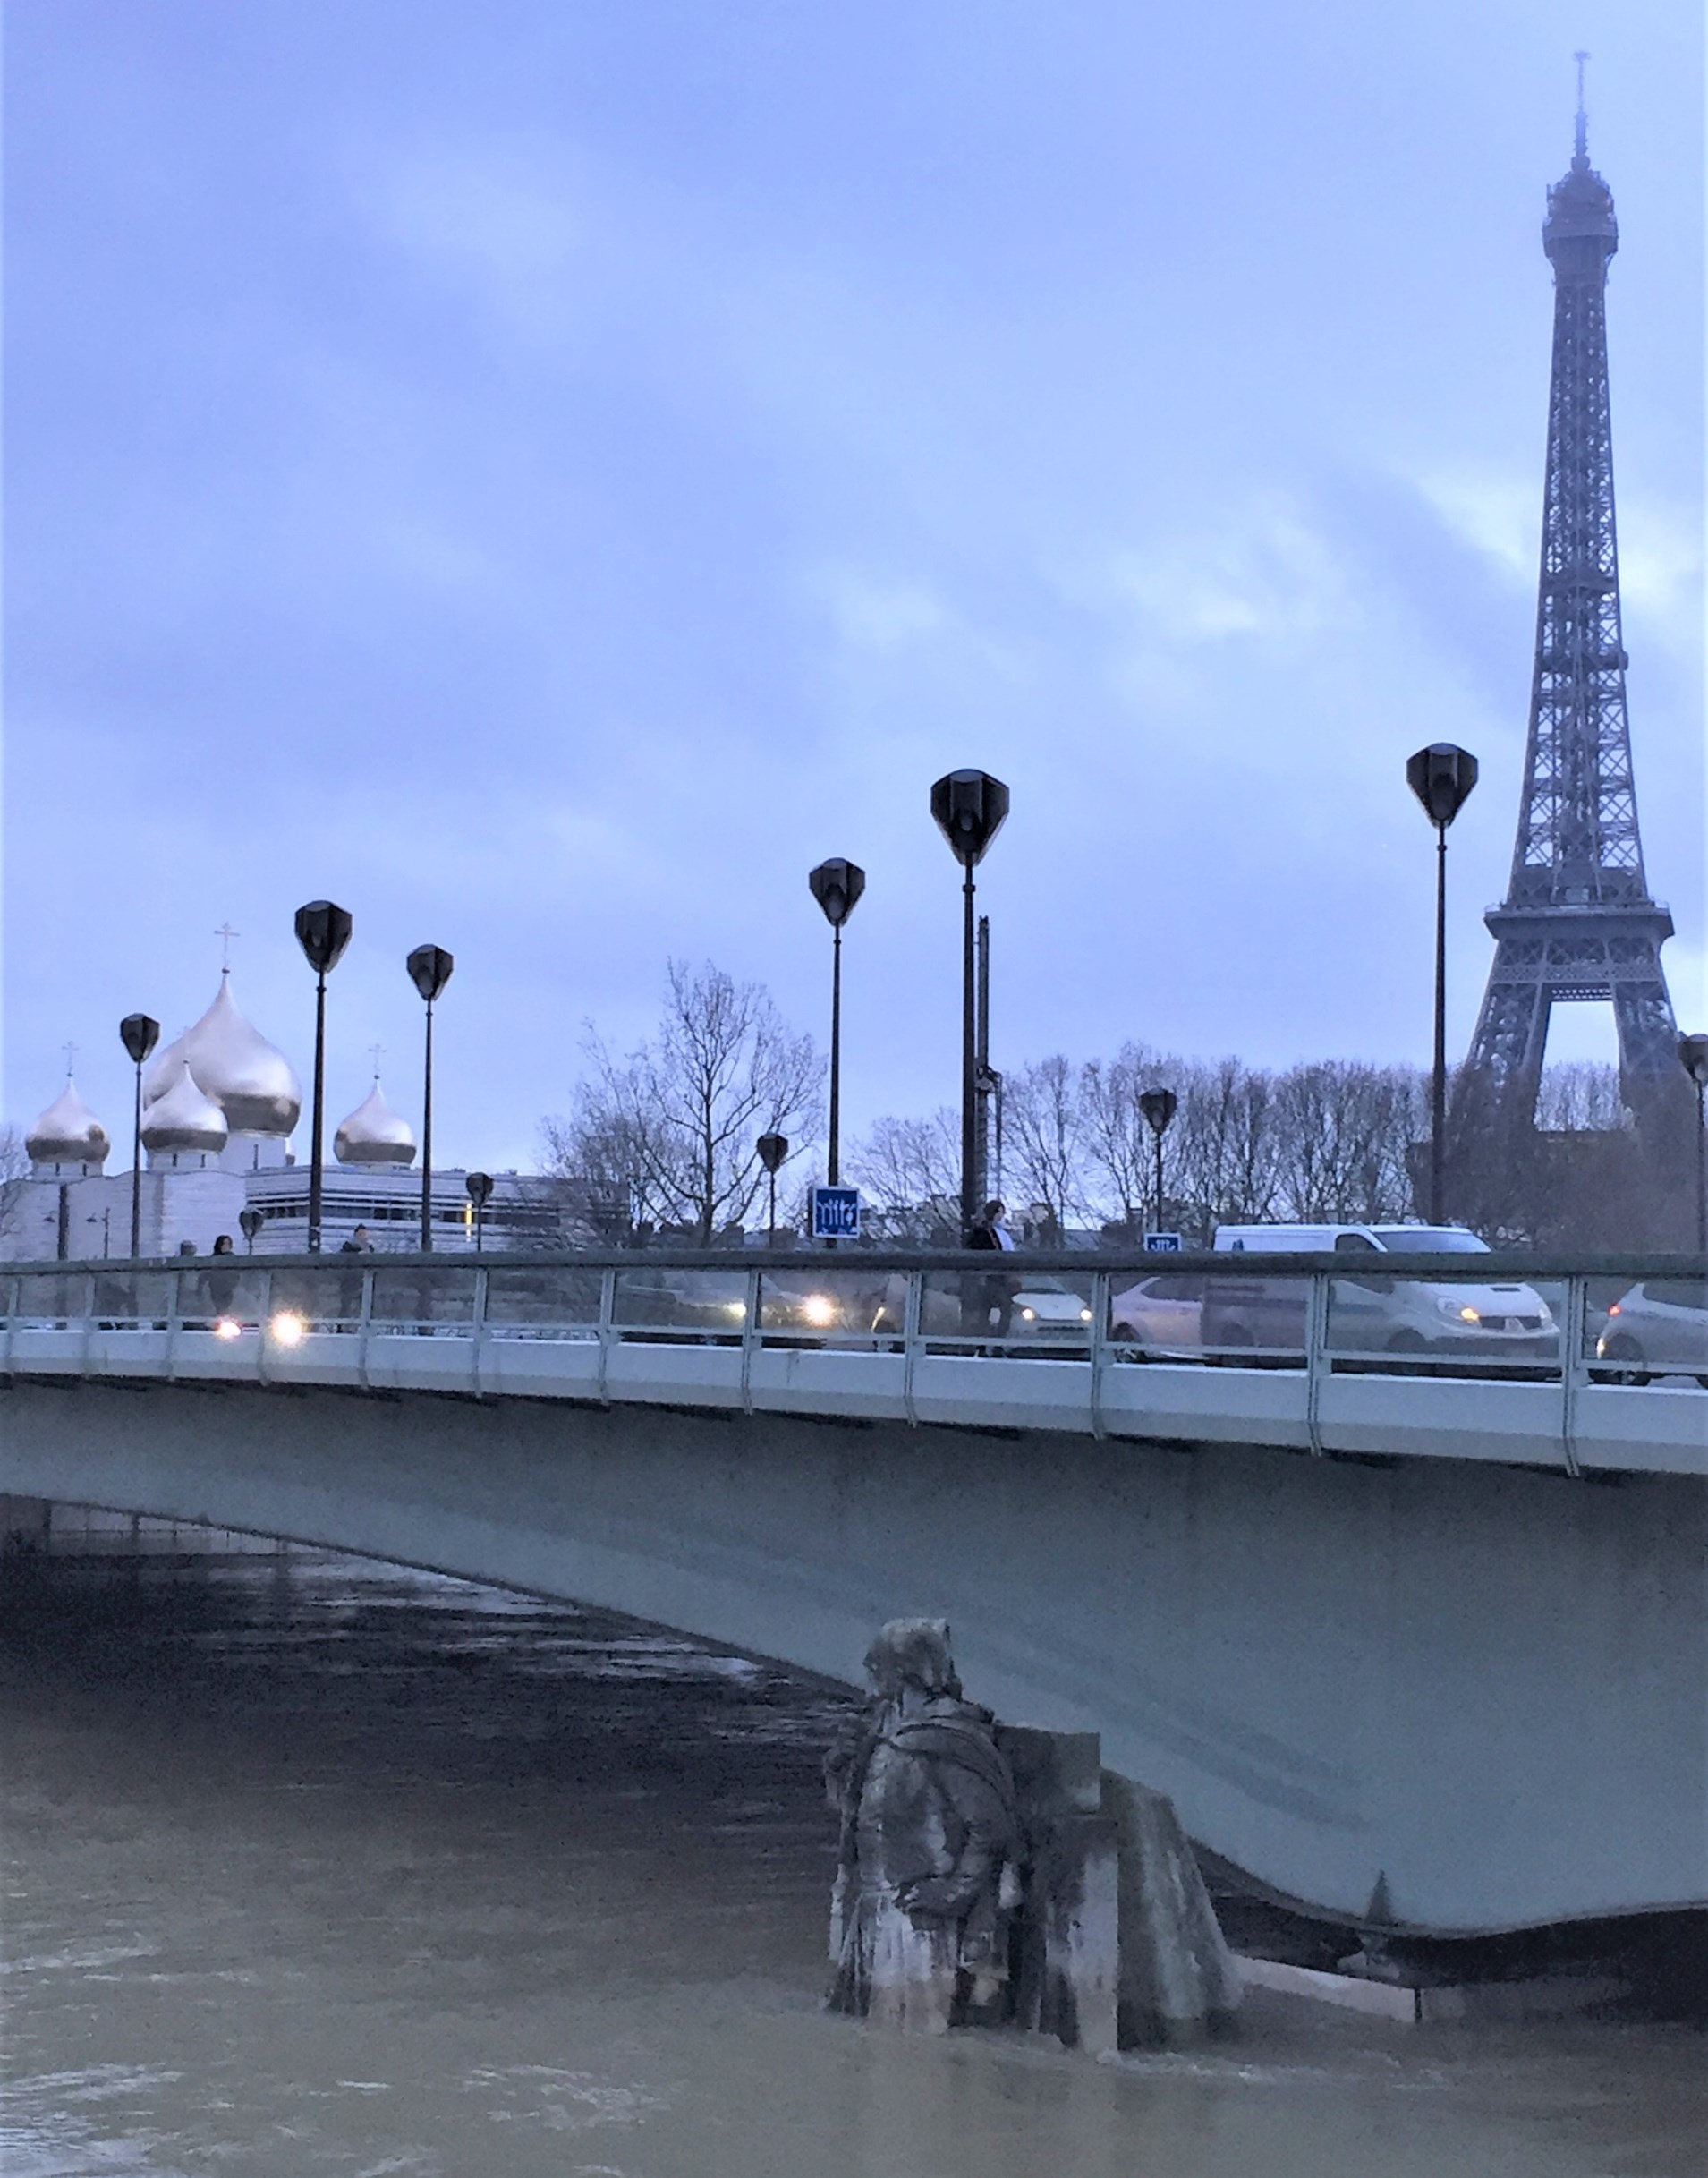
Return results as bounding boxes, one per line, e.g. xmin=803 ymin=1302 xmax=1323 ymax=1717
xmin=2 ymin=1547 xmax=1704 ymax=2178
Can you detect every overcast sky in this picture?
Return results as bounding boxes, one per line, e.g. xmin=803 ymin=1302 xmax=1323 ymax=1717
xmin=4 ymin=0 xmax=1703 ymax=1171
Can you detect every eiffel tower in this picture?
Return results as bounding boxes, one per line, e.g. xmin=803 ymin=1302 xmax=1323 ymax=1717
xmin=1460 ymin=67 xmax=1678 ymax=1137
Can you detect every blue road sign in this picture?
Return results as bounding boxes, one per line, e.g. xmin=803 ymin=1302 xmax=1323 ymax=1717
xmin=811 ymin=1186 xmax=862 ymax=1240
xmin=1143 ymin=1231 xmax=1184 ymax=1254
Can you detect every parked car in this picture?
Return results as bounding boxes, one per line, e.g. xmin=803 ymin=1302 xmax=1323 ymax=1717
xmin=1109 ymin=1272 xmax=1202 ymax=1359
xmin=1007 ymin=1276 xmax=1094 ymax=1351
xmin=1201 ymin=1223 xmax=1557 ymax=1365
xmin=1595 ymin=1278 xmax=1708 ymax=1386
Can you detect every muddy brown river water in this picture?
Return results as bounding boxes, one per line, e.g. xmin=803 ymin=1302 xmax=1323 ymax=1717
xmin=2 ymin=1546 xmax=1704 ymax=2177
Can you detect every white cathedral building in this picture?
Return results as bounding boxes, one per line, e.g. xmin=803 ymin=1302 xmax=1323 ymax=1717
xmin=12 ymin=973 xmax=574 ymax=1261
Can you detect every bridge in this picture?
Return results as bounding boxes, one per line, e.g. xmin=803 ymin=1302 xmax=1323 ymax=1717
xmin=3 ymin=1247 xmax=1704 ymax=1942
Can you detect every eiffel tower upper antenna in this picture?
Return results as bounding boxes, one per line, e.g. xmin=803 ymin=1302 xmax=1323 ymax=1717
xmin=1573 ymin=51 xmax=1589 ymax=163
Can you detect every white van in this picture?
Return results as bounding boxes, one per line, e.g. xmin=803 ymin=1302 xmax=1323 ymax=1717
xmin=1203 ymin=1223 xmax=1557 ymax=1363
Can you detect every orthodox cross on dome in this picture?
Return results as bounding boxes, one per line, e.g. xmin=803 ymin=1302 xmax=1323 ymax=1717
xmin=368 ymin=1042 xmax=386 ymax=1079
xmin=62 ymin=1040 xmax=77 ymax=1076
xmin=215 ymin=923 xmax=241 ymax=972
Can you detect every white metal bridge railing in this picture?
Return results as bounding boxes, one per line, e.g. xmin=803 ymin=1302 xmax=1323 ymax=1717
xmin=3 ymin=1250 xmax=1704 ymax=1476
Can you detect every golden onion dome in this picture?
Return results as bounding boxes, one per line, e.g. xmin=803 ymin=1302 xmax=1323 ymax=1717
xmin=335 ymin=1078 xmax=417 ymax=1167
xmin=142 ymin=974 xmax=301 ymax=1136
xmin=140 ymin=1059 xmax=229 ymax=1156
xmin=26 ymin=1077 xmax=111 ymax=1169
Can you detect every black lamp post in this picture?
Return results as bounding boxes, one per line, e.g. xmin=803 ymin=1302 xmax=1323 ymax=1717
xmin=930 ymin=770 xmax=1009 ymax=1238
xmin=239 ymin=1207 xmax=266 ymax=1255
xmin=406 ymin=945 xmax=455 ymax=1252
xmin=1680 ymin=1034 xmax=1708 ymax=1253
xmin=118 ymin=1013 xmax=160 ymax=1258
xmin=294 ymin=900 xmax=353 ymax=1253
xmin=1138 ymin=1088 xmax=1177 ymax=1238
xmin=807 ymin=861 xmax=864 ymax=1188
xmin=756 ymin=1132 xmax=788 ymax=1245
xmin=1406 ymin=744 xmax=1478 ymax=1225
xmin=465 ymin=1170 xmax=493 ymax=1254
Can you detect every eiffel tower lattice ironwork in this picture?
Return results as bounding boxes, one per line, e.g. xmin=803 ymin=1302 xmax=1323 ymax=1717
xmin=1461 ymin=72 xmax=1678 ymax=1122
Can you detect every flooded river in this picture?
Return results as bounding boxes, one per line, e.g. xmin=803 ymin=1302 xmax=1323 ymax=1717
xmin=3 ymin=1544 xmax=1704 ymax=2177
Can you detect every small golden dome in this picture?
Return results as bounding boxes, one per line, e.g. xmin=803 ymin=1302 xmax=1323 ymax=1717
xmin=335 ymin=1078 xmax=417 ymax=1167
xmin=141 ymin=1060 xmax=229 ymax=1157
xmin=26 ymin=1078 xmax=111 ymax=1169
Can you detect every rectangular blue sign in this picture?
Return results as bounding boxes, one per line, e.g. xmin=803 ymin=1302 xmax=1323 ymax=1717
xmin=1143 ymin=1231 xmax=1184 ymax=1253
xmin=811 ymin=1186 xmax=862 ymax=1240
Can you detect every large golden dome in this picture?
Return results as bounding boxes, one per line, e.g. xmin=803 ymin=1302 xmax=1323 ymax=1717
xmin=26 ymin=1077 xmax=111 ymax=1169
xmin=143 ymin=974 xmax=301 ymax=1136
xmin=335 ymin=1078 xmax=417 ymax=1167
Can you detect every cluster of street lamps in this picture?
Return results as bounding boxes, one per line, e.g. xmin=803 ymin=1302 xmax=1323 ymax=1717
xmin=109 ymin=771 xmax=1708 ymax=1263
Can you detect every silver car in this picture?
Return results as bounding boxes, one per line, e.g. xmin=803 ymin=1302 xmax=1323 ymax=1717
xmin=1595 ymin=1278 xmax=1708 ymax=1387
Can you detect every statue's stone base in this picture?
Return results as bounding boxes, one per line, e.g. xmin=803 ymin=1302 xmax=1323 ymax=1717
xmin=1000 ymin=1728 xmax=1239 ymax=2052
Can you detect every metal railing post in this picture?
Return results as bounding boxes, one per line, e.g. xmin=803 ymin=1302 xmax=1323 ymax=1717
xmin=471 ymin=1265 xmax=489 ymax=1399
xmin=1088 ymin=1270 xmax=1109 ymax=1440
xmin=1560 ymin=1274 xmax=1586 ymax=1479
xmin=596 ymin=1267 xmax=616 ymax=1405
xmin=1 ymin=1276 xmax=17 ymax=1378
xmin=165 ymin=1268 xmax=183 ymax=1383
xmin=78 ymin=1272 xmax=98 ymax=1381
xmin=740 ymin=1267 xmax=761 ymax=1415
xmin=902 ymin=1268 xmax=922 ymax=1427
xmin=1304 ymin=1272 xmax=1329 ymax=1458
xmin=356 ymin=1267 xmax=375 ymax=1392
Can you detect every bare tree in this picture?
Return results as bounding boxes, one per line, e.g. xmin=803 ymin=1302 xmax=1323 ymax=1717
xmin=0 ymin=1125 xmax=29 ymax=1246
xmin=1078 ymin=1043 xmax=1168 ymax=1232
xmin=1002 ymin=1055 xmax=1084 ymax=1233
xmin=849 ymin=1110 xmax=961 ymax=1242
xmin=1173 ymin=1059 xmax=1282 ymax=1235
xmin=542 ymin=961 xmax=820 ymax=1244
xmin=1534 ymin=1062 xmax=1627 ymax=1134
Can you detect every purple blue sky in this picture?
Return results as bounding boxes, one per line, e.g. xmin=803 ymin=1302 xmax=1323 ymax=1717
xmin=4 ymin=1 xmax=1703 ymax=1170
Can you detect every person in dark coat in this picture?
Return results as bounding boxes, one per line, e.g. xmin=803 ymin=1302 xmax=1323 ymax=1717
xmin=963 ymin=1199 xmax=1015 ymax=1343
xmin=203 ymin=1233 xmax=241 ymax=1319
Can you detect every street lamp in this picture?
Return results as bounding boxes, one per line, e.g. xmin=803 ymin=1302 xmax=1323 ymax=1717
xmin=294 ymin=900 xmax=353 ymax=1253
xmin=1680 ymin=1034 xmax=1708 ymax=1252
xmin=757 ymin=1132 xmax=788 ymax=1246
xmin=807 ymin=860 xmax=864 ymax=1188
xmin=930 ymin=770 xmax=1009 ymax=1238
xmin=118 ymin=1013 xmax=160 ymax=1258
xmin=239 ymin=1207 xmax=266 ymax=1254
xmin=465 ymin=1170 xmax=493 ymax=1254
xmin=1406 ymin=744 xmax=1478 ymax=1225
xmin=406 ymin=945 xmax=455 ymax=1252
xmin=1138 ymin=1087 xmax=1177 ymax=1238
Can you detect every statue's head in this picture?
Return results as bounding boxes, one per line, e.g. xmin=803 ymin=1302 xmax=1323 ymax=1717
xmin=864 ymin=1618 xmax=961 ymax=1701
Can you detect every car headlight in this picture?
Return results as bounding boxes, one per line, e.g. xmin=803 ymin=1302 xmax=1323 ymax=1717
xmin=1019 ymin=1306 xmax=1036 ymax=1322
xmin=1079 ymin=1307 xmax=1092 ymax=1323
xmin=214 ymin=1317 xmax=243 ymax=1341
xmin=1436 ymin=1297 xmax=1480 ymax=1323
xmin=801 ymin=1293 xmax=837 ymax=1328
xmin=268 ymin=1310 xmax=306 ymax=1346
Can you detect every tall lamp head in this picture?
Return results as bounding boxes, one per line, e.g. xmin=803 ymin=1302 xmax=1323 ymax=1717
xmin=407 ymin=944 xmax=455 ymax=1003
xmin=119 ymin=1014 xmax=160 ymax=1066
xmin=1406 ymin=744 xmax=1479 ymax=830
xmin=808 ymin=861 xmax=865 ymax=930
xmin=930 ymin=771 xmax=1009 ymax=868
xmin=294 ymin=900 xmax=353 ymax=975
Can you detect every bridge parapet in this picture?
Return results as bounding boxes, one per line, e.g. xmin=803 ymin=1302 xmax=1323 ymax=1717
xmin=2 ymin=1249 xmax=1702 ymax=1477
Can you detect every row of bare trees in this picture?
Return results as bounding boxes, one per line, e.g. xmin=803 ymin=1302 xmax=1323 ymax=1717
xmin=852 ymin=1047 xmax=1435 ymax=1242
xmin=539 ymin=962 xmax=1632 ymax=1246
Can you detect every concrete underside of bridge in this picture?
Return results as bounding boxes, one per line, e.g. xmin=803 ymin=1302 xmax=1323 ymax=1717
xmin=3 ymin=1377 xmax=1704 ymax=1938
